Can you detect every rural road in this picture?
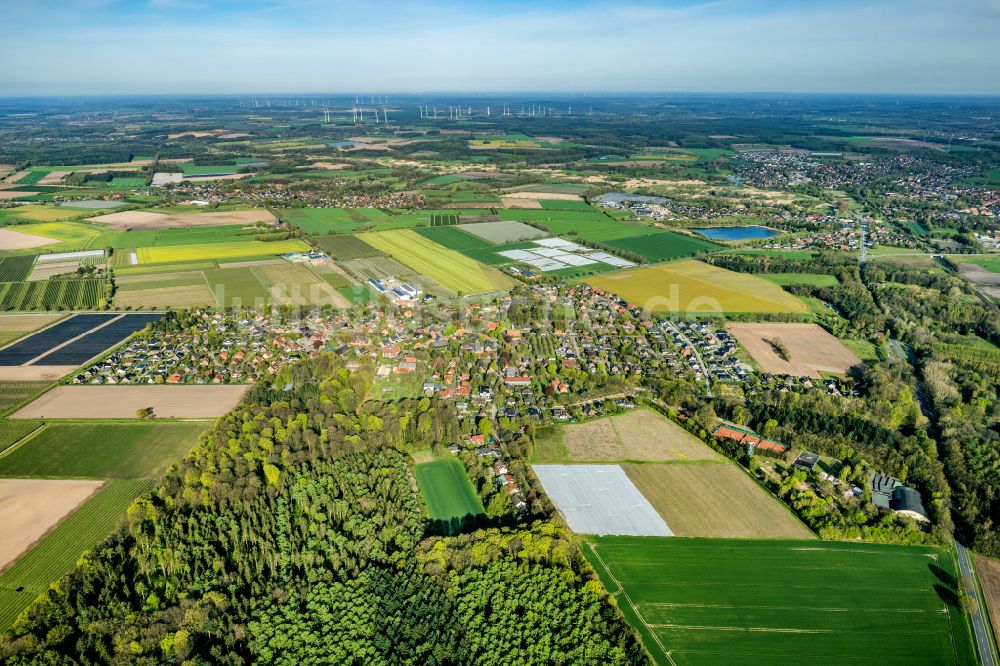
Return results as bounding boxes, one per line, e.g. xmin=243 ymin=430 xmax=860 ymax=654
xmin=956 ymin=540 xmax=996 ymax=666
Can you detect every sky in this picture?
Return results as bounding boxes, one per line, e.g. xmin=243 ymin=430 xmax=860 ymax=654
xmin=0 ymin=0 xmax=998 ymax=96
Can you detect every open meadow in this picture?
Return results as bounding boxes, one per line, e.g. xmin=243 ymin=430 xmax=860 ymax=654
xmin=584 ymin=260 xmax=809 ymax=315
xmin=360 ymin=229 xmax=516 ymax=294
xmin=583 ymin=537 xmax=977 ymax=666
xmin=532 ymin=408 xmax=720 ymax=463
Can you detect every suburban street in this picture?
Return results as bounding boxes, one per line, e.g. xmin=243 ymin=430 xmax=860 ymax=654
xmin=956 ymin=540 xmax=996 ymax=666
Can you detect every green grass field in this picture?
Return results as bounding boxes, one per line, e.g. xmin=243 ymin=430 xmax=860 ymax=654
xmin=0 ymin=479 xmax=151 ymax=631
xmin=282 ymin=208 xmax=391 ymax=234
xmin=583 ymin=537 xmax=976 ymax=666
xmin=759 ymin=272 xmax=839 ymax=287
xmin=0 ymin=422 xmax=208 ymax=479
xmin=15 ymin=170 xmax=51 ymax=185
xmin=585 ymin=260 xmax=808 ymax=315
xmin=360 ymin=229 xmax=516 ymax=294
xmin=956 ymin=256 xmax=1000 ymax=273
xmin=414 ymin=458 xmax=484 ymax=528
xmin=605 ymin=231 xmax=719 ymax=262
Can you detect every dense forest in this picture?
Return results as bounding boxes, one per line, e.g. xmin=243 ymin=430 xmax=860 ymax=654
xmin=0 ymin=356 xmax=644 ymax=664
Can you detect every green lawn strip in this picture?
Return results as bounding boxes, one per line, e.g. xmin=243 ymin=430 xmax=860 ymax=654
xmin=758 ymin=272 xmax=839 ymax=287
xmin=0 ymin=479 xmax=152 ymax=631
xmin=604 ymin=231 xmax=719 ymax=262
xmin=0 ymin=422 xmax=208 ymax=479
xmin=413 ymin=457 xmax=484 ymax=521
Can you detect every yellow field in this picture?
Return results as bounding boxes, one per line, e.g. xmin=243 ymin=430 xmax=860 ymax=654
xmin=359 ymin=229 xmax=516 ymax=295
xmin=0 ymin=205 xmax=84 ymax=223
xmin=6 ymin=221 xmax=107 ymax=247
xmin=584 ymin=259 xmax=808 ymax=314
xmin=136 ymin=239 xmax=311 ymax=264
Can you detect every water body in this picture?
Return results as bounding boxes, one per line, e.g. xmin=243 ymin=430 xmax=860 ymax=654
xmin=691 ymin=226 xmax=778 ymax=241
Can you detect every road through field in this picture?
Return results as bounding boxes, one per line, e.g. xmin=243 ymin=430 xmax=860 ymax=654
xmin=958 ymin=540 xmax=995 ymax=666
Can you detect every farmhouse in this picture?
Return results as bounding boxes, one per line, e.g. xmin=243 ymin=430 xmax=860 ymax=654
xmin=869 ymin=472 xmax=929 ymax=522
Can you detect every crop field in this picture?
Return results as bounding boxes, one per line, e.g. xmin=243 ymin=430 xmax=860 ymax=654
xmin=955 ymin=255 xmax=1000 ymax=273
xmin=0 ymin=478 xmax=103 ymax=571
xmin=727 ymin=323 xmax=864 ymax=378
xmin=533 ymin=408 xmax=720 ymax=463
xmin=359 ymin=229 xmax=516 ymax=294
xmin=414 ymin=458 xmax=484 ymax=532
xmin=605 ymin=231 xmax=719 ymax=262
xmin=623 ymin=462 xmax=814 ymax=539
xmin=312 ymin=234 xmax=384 ymax=259
xmin=136 ymin=238 xmax=310 ymax=264
xmin=15 ymin=170 xmax=51 ymax=185
xmin=0 ymin=422 xmax=207 ymax=479
xmin=0 ymin=383 xmax=51 ymax=414
xmin=115 ymin=283 xmax=216 ymax=309
xmin=539 ymin=199 xmax=596 ymax=211
xmin=533 ymin=464 xmax=673 ymax=536
xmin=759 ymin=272 xmax=839 ymax=287
xmin=584 ymin=260 xmax=809 ymax=315
xmin=0 ymin=255 xmax=37 ymax=282
xmin=0 ymin=479 xmax=151 ymax=631
xmin=582 ymin=537 xmax=976 ymax=666
xmin=0 ymin=420 xmax=41 ymax=450
xmin=0 ymin=278 xmax=103 ymax=311
xmin=457 ymin=220 xmax=550 ymax=244
xmin=13 ymin=384 xmax=250 ymax=419
xmin=0 ymin=228 xmax=59 ymax=251
xmin=975 ymin=556 xmax=1000 ymax=646
xmin=281 ymin=207 xmax=390 ymax=234
xmin=505 ymin=209 xmax=658 ymax=243
xmin=0 ymin=205 xmax=85 ymax=224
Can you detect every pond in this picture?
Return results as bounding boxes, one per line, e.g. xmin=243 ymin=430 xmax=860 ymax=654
xmin=691 ymin=226 xmax=779 ymax=241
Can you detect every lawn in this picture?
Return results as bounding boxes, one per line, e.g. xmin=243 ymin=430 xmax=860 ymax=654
xmin=0 ymin=422 xmax=208 ymax=479
xmin=281 ymin=208 xmax=391 ymax=234
xmin=759 ymin=272 xmax=839 ymax=287
xmin=604 ymin=231 xmax=719 ymax=262
xmin=0 ymin=479 xmax=151 ymax=631
xmin=584 ymin=260 xmax=809 ymax=315
xmin=414 ymin=457 xmax=484 ymax=533
xmin=582 ymin=537 xmax=977 ymax=666
xmin=359 ymin=229 xmax=516 ymax=295
xmin=136 ymin=239 xmax=310 ymax=264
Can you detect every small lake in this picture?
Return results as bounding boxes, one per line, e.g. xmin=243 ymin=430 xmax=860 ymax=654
xmin=691 ymin=226 xmax=779 ymax=241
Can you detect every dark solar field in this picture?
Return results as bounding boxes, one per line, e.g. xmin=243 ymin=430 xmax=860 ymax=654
xmin=0 ymin=314 xmax=117 ymax=366
xmin=39 ymin=314 xmax=161 ymax=366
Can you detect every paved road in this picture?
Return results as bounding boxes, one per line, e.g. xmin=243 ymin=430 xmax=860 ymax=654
xmin=957 ymin=540 xmax=996 ymax=666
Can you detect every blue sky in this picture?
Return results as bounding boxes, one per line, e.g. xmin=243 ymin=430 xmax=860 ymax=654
xmin=0 ymin=0 xmax=998 ymax=95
